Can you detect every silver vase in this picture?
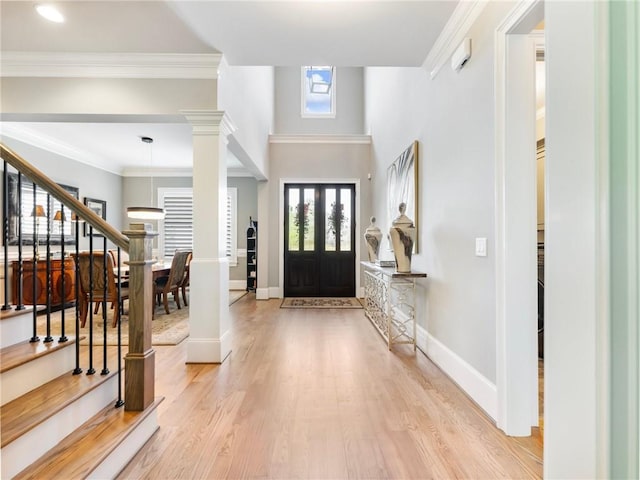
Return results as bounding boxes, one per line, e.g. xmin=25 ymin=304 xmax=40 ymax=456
xmin=364 ymin=216 xmax=383 ymax=262
xmin=388 ymin=203 xmax=415 ymax=273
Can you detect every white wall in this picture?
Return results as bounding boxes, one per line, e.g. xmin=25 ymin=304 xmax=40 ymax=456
xmin=274 ymin=67 xmax=364 ymax=135
xmin=1 ymin=77 xmax=216 ymax=115
xmin=544 ymin=1 xmax=604 ymax=477
xmin=217 ymin=59 xmax=273 ymax=180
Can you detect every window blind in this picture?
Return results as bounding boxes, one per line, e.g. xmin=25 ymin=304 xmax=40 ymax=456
xmin=159 ymin=187 xmax=237 ymax=265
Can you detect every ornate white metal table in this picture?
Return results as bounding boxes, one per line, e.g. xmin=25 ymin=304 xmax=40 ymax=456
xmin=361 ymin=261 xmax=427 ymax=351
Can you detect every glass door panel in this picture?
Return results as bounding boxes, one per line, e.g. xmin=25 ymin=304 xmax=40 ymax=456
xmin=287 ymin=188 xmax=300 ymax=251
xmin=324 ymin=188 xmax=336 ymax=251
xmin=303 ymin=188 xmax=315 ymax=251
xmin=340 ymin=188 xmax=352 ymax=252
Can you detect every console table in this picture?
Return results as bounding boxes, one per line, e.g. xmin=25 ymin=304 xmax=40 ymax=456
xmin=361 ymin=261 xmax=427 ymax=351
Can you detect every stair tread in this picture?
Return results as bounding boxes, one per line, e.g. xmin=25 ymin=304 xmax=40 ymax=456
xmin=1 ymin=365 xmax=118 ymax=447
xmin=14 ymin=397 xmax=164 ymax=480
xmin=0 ymin=336 xmax=80 ymax=374
xmin=0 ymin=305 xmax=44 ymax=320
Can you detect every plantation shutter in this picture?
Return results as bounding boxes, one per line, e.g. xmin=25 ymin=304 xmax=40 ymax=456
xmin=226 ymin=188 xmax=237 ymax=265
xmin=159 ymin=187 xmax=237 ymax=265
xmin=160 ymin=190 xmax=193 ymax=260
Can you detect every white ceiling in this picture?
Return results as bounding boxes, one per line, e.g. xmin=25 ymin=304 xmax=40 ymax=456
xmin=169 ymin=1 xmax=458 ymax=67
xmin=0 ymin=0 xmax=459 ymax=175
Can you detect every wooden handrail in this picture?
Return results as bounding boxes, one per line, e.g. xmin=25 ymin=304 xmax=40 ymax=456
xmin=1 ymin=142 xmax=129 ymax=251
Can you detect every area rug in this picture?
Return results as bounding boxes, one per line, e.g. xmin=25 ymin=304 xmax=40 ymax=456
xmin=280 ymin=297 xmax=363 ymax=309
xmin=39 ymin=290 xmax=248 ymax=346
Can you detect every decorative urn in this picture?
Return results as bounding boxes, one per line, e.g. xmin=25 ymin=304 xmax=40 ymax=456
xmin=388 ymin=203 xmax=415 ymax=273
xmin=364 ymin=216 xmax=383 ymax=262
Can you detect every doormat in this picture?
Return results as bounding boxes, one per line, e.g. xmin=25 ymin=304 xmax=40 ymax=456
xmin=280 ymin=297 xmax=363 ymax=309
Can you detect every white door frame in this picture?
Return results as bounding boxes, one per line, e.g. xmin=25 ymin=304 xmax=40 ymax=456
xmin=494 ymin=0 xmax=544 ymax=436
xmin=278 ymin=178 xmax=361 ymax=298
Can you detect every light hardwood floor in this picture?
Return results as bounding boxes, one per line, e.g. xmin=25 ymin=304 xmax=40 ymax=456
xmin=118 ymin=295 xmax=542 ymax=479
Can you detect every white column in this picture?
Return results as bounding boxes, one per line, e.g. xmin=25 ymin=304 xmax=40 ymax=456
xmin=182 ymin=110 xmax=236 ymax=363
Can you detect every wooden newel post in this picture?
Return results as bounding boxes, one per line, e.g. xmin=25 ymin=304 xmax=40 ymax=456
xmin=123 ymin=223 xmax=156 ymax=411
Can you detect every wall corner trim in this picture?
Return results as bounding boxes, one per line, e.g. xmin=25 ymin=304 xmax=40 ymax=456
xmin=422 ymin=0 xmax=489 ymax=79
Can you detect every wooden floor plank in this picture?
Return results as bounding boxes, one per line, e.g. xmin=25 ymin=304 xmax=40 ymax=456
xmin=117 ymin=294 xmax=543 ymax=479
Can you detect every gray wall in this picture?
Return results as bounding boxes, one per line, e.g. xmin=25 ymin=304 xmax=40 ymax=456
xmin=274 ymin=67 xmax=364 ymax=135
xmin=267 ymin=142 xmax=371 ymax=288
xmin=364 ymin=2 xmax=513 ymax=384
xmin=228 ymin=176 xmax=258 ymax=282
xmin=1 ymin=136 xmax=123 ymax=252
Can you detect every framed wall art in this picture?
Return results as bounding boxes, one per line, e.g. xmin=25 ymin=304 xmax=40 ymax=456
xmin=83 ymin=197 xmax=107 ymax=237
xmin=6 ymin=172 xmax=78 ymax=246
xmin=387 ymin=140 xmax=419 ymax=253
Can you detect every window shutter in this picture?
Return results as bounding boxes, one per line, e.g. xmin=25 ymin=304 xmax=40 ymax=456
xmin=226 ymin=188 xmax=237 ymax=266
xmin=160 ymin=191 xmax=193 ymax=259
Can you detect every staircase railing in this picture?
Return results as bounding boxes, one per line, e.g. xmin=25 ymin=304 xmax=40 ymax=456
xmin=1 ymin=142 xmax=155 ymax=412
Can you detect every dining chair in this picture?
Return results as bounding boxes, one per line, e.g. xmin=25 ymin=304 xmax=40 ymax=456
xmin=74 ymin=251 xmax=129 ymax=327
xmin=179 ymin=252 xmax=192 ymax=306
xmin=153 ymin=250 xmax=191 ymax=316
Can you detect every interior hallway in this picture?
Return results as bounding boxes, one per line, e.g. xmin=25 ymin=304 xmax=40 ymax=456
xmin=118 ymin=295 xmax=542 ymax=479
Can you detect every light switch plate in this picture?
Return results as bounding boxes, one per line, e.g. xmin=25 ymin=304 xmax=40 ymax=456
xmin=475 ymin=237 xmax=487 ymax=257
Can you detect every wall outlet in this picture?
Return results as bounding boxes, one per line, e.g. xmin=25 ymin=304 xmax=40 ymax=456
xmin=475 ymin=237 xmax=487 ymax=257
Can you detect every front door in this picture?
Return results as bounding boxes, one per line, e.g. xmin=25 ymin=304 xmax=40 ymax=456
xmin=284 ymin=183 xmax=356 ymax=297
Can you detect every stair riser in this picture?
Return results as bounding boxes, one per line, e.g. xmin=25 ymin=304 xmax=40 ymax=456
xmin=1 ymin=374 xmax=119 ymax=480
xmin=0 ymin=312 xmax=36 ymax=349
xmin=89 ymin=409 xmax=159 ymax=480
xmin=1 ymin=347 xmax=76 ymax=406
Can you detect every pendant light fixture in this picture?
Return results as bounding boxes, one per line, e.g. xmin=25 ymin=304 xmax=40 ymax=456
xmin=127 ymin=136 xmax=164 ymax=220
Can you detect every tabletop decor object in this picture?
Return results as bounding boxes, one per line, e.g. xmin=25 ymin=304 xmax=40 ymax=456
xmin=389 ymin=203 xmax=415 ymax=273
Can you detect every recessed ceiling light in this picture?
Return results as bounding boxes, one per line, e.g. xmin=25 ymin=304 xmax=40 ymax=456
xmin=35 ymin=4 xmax=65 ymax=23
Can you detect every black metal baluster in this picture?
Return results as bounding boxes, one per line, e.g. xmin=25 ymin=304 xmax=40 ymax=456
xmin=115 ymin=246 xmax=124 ymax=408
xmin=16 ymin=173 xmax=24 ymax=311
xmin=1 ymin=162 xmax=11 ymax=311
xmin=72 ymin=214 xmax=82 ymax=375
xmin=101 ymin=237 xmax=109 ymax=376
xmin=44 ymin=194 xmax=53 ymax=343
xmin=87 ymin=229 xmax=95 ymax=375
xmin=29 ymin=182 xmax=38 ymax=342
xmin=59 ymin=206 xmax=68 ymax=343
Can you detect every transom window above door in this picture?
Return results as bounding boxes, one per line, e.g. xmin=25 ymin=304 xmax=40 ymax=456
xmin=301 ymin=66 xmax=336 ymax=118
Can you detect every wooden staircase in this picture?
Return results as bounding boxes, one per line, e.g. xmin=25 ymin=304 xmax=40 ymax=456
xmin=0 ymin=307 xmax=162 ymax=479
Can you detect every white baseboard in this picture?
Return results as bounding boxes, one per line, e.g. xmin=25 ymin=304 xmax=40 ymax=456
xmin=229 ymin=280 xmax=246 ymax=290
xmin=416 ymin=324 xmax=497 ymax=420
xmin=256 ymin=288 xmax=270 ymax=300
xmin=185 ymin=331 xmax=232 ymax=364
xmin=268 ymin=287 xmax=281 ymax=299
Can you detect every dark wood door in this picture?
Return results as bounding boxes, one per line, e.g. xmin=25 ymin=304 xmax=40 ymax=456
xmin=284 ymin=184 xmax=356 ymax=297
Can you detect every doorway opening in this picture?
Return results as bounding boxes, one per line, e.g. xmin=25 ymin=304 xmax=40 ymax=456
xmin=283 ymin=183 xmax=356 ymax=297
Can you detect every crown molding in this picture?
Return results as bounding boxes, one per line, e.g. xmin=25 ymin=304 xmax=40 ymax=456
xmin=1 ymin=52 xmax=222 ymax=79
xmin=122 ymin=167 xmax=193 ymax=177
xmin=269 ymin=134 xmax=372 ymax=144
xmin=422 ymin=0 xmax=489 ymax=79
xmin=0 ymin=123 xmax=122 ymax=175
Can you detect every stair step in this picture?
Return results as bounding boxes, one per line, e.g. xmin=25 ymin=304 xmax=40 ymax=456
xmin=0 ymin=305 xmax=42 ymax=320
xmin=14 ymin=397 xmax=164 ymax=480
xmin=0 ymin=306 xmax=46 ymax=349
xmin=1 ymin=367 xmax=119 ymax=448
xmin=0 ymin=337 xmax=81 ymax=405
xmin=0 ymin=335 xmax=79 ymax=374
